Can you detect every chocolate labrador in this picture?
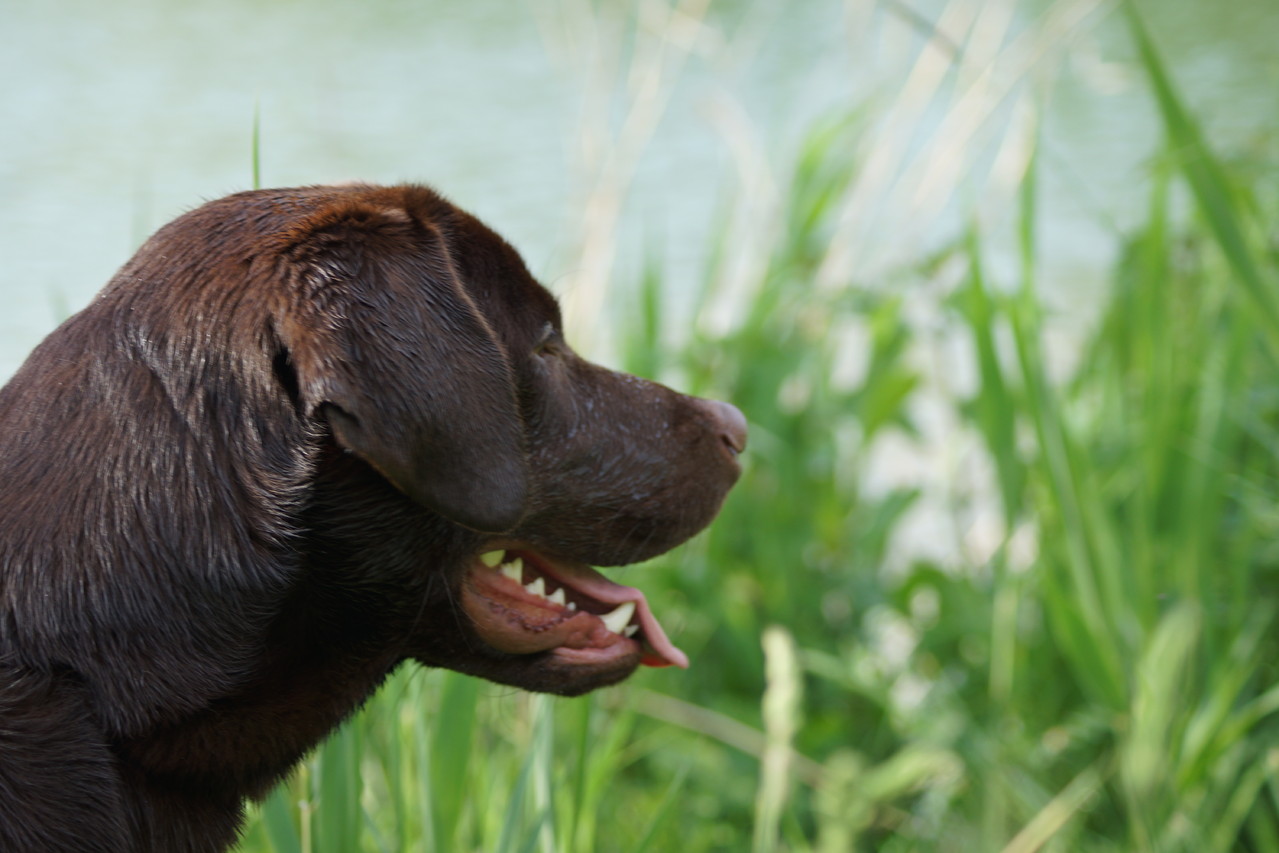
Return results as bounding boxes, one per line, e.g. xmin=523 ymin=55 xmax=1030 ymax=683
xmin=0 ymin=184 xmax=745 ymax=852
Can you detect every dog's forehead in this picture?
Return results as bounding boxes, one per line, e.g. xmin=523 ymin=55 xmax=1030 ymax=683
xmin=431 ymin=203 xmax=564 ymax=341
xmin=247 ymin=184 xmax=562 ymax=343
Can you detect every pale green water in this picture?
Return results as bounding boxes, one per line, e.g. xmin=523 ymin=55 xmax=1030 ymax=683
xmin=1 ymin=0 xmax=1275 ymax=378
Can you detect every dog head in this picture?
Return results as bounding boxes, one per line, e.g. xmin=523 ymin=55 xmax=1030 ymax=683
xmin=110 ymin=184 xmax=746 ymax=696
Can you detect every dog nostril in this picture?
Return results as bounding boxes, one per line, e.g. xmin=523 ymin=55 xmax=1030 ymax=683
xmin=708 ymin=400 xmax=748 ymax=456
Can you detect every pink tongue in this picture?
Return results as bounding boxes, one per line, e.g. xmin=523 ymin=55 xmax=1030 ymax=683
xmin=545 ymin=561 xmax=689 ymax=669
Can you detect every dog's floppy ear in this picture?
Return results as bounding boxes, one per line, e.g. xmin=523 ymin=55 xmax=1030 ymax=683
xmin=277 ymin=203 xmax=528 ymax=533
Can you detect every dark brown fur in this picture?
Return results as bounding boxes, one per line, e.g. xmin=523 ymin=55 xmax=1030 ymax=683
xmin=0 ymin=184 xmax=744 ymax=852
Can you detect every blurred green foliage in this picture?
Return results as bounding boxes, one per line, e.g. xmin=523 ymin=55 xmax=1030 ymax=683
xmin=234 ymin=5 xmax=1279 ymax=851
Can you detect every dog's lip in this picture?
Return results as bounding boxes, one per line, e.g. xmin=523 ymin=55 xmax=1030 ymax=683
xmin=459 ymin=546 xmax=689 ymax=670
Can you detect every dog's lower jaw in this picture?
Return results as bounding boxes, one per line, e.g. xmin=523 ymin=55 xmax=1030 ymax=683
xmin=413 ymin=645 xmax=642 ymax=698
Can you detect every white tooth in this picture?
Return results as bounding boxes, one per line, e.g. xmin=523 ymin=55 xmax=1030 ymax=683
xmin=623 ymin=625 xmax=638 ymax=638
xmin=567 ymin=601 xmax=577 ymax=611
xmin=480 ymin=551 xmax=503 ymax=568
xmin=548 ymin=588 xmax=566 ymax=606
xmin=500 ymin=561 xmax=522 ymax=582
xmin=600 ymin=601 xmax=636 ymax=635
xmin=526 ymin=577 xmax=546 ymax=598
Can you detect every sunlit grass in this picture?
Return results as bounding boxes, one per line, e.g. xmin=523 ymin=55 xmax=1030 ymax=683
xmin=233 ymin=4 xmax=1279 ymax=851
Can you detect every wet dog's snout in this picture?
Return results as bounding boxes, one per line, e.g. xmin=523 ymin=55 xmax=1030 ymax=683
xmin=703 ymin=399 xmax=748 ymax=457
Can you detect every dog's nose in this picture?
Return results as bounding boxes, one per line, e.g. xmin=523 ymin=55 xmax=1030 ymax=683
xmin=706 ymin=400 xmax=748 ymax=456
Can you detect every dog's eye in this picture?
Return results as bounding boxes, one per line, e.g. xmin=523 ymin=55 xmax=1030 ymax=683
xmin=532 ymin=322 xmax=562 ymax=355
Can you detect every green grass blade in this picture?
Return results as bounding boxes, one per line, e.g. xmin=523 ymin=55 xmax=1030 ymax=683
xmin=251 ymin=100 xmax=262 ymax=191
xmin=494 ymin=735 xmax=539 ymax=853
xmin=530 ymin=695 xmax=558 ymax=853
xmin=1000 ymin=762 xmax=1105 ymax=853
xmin=956 ymin=228 xmax=1024 ymax=524
xmin=259 ymin=784 xmax=303 ymax=853
xmin=563 ymin=695 xmax=594 ymax=853
xmin=754 ymin=626 xmax=802 ymax=853
xmin=1008 ymin=290 xmax=1128 ymax=709
xmin=1124 ymin=1 xmax=1279 ymax=359
xmin=315 ymin=723 xmax=362 ymax=853
xmin=628 ymin=765 xmax=690 ymax=853
xmin=430 ymin=671 xmax=479 ymax=852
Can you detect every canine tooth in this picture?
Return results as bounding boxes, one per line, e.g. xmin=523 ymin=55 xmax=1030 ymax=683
xmin=548 ymin=588 xmax=566 ymax=606
xmin=526 ymin=577 xmax=546 ymax=598
xmin=623 ymin=625 xmax=638 ymax=638
xmin=600 ymin=601 xmax=636 ymax=634
xmin=500 ymin=561 xmax=522 ymax=582
xmin=480 ymin=551 xmax=503 ymax=568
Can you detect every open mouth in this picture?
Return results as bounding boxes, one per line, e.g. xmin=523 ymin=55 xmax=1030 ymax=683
xmin=459 ymin=547 xmax=688 ymax=671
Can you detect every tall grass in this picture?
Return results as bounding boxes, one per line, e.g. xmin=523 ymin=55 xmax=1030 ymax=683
xmin=234 ymin=5 xmax=1279 ymax=851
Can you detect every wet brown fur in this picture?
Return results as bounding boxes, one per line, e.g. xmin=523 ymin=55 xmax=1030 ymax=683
xmin=0 ymin=185 xmax=743 ymax=852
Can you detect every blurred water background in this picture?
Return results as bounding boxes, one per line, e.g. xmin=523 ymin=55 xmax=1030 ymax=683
xmin=1 ymin=0 xmax=1275 ymax=377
